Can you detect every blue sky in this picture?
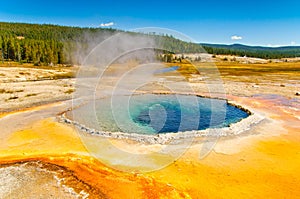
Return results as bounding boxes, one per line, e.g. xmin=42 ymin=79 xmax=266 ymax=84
xmin=1 ymin=0 xmax=299 ymax=46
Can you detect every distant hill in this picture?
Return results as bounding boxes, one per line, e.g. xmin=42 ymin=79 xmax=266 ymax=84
xmin=0 ymin=21 xmax=299 ymax=65
xmin=201 ymin=43 xmax=300 ymax=59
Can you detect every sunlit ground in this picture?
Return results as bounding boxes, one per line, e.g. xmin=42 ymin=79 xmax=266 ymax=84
xmin=0 ymin=61 xmax=299 ymax=198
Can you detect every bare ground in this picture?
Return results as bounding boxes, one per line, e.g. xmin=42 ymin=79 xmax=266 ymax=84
xmin=0 ymin=66 xmax=75 ymax=112
xmin=0 ymin=61 xmax=299 ymax=198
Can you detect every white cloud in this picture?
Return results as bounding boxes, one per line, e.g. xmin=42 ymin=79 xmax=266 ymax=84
xmin=231 ymin=35 xmax=243 ymax=40
xmin=100 ymin=22 xmax=114 ymax=27
xmin=291 ymin=41 xmax=296 ymax=45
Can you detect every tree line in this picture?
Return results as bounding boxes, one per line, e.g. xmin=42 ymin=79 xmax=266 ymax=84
xmin=0 ymin=22 xmax=299 ymax=66
xmin=0 ymin=34 xmax=64 ymax=65
xmin=202 ymin=44 xmax=300 ymax=59
xmin=0 ymin=22 xmax=117 ymax=65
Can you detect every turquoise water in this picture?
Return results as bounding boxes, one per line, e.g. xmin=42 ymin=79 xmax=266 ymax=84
xmin=71 ymin=94 xmax=249 ymax=134
xmin=154 ymin=66 xmax=179 ymax=74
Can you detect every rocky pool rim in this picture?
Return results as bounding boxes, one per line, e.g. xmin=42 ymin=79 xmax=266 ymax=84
xmin=59 ymin=92 xmax=264 ymax=145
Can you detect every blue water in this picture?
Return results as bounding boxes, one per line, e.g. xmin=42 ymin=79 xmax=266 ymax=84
xmin=71 ymin=94 xmax=249 ymax=134
xmin=154 ymin=66 xmax=179 ymax=74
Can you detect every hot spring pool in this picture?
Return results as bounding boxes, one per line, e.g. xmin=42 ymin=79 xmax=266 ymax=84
xmin=68 ymin=94 xmax=249 ymax=135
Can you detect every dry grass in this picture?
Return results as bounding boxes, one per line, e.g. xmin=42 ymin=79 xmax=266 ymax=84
xmin=215 ymin=61 xmax=300 ymax=76
xmin=25 ymin=93 xmax=38 ymax=97
xmin=7 ymin=96 xmax=18 ymax=100
xmin=164 ymin=61 xmax=300 ymax=84
xmin=51 ymin=71 xmax=76 ymax=80
xmin=0 ymin=89 xmax=24 ymax=94
xmin=64 ymin=89 xmax=75 ymax=94
xmin=19 ymin=71 xmax=31 ymax=75
xmin=0 ymin=89 xmax=14 ymax=94
xmin=0 ymin=62 xmax=77 ymax=73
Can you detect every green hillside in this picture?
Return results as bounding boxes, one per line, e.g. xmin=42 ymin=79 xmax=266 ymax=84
xmin=201 ymin=43 xmax=300 ymax=59
xmin=0 ymin=22 xmax=299 ymax=65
